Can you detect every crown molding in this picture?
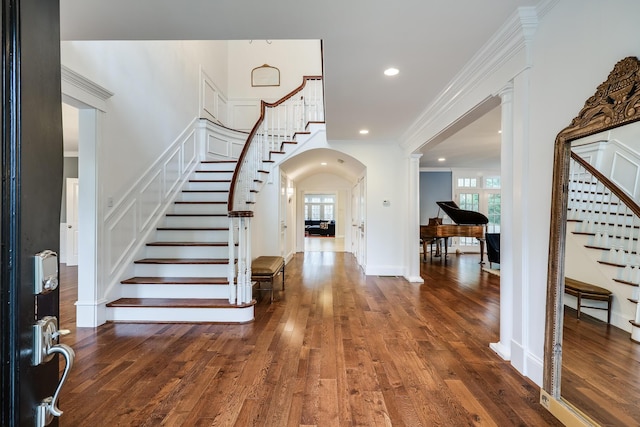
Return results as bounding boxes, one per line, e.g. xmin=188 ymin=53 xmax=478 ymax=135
xmin=400 ymin=3 xmax=557 ymax=151
xmin=61 ymin=65 xmax=114 ymax=110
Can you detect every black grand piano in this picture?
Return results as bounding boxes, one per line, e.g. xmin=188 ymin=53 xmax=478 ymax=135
xmin=420 ymin=201 xmax=489 ymax=262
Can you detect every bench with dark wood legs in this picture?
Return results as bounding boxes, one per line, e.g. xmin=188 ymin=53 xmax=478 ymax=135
xmin=251 ymin=256 xmax=285 ymax=303
xmin=564 ymin=277 xmax=613 ymax=324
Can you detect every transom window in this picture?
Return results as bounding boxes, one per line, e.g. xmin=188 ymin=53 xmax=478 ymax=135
xmin=304 ymin=194 xmax=335 ymax=221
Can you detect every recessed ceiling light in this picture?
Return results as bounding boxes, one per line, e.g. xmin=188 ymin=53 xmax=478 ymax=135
xmin=321 ymin=162 xmax=327 ymax=166
xmin=384 ymin=68 xmax=399 ymax=76
xmin=359 ymin=129 xmax=369 ymax=134
xmin=438 ymin=158 xmax=446 ymax=162
xmin=498 ymin=130 xmax=502 ymax=134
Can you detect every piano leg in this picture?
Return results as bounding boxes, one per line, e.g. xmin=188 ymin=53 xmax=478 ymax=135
xmin=478 ymin=238 xmax=486 ymax=264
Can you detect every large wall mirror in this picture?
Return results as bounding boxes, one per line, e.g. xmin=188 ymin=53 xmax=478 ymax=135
xmin=543 ymin=57 xmax=640 ymax=425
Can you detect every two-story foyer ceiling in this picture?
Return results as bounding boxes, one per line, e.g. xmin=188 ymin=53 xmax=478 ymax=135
xmin=60 ymin=0 xmax=540 ymax=167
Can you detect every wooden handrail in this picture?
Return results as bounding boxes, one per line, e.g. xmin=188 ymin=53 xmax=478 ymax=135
xmin=227 ymin=75 xmax=323 ymax=212
xmin=570 ymin=151 xmax=640 ymax=218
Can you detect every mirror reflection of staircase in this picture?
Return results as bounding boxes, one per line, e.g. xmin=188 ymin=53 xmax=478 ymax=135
xmin=567 ymin=152 xmax=640 ymax=341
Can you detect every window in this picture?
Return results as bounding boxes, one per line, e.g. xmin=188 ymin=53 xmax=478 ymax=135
xmin=487 ymin=193 xmax=501 ymax=233
xmin=454 ymin=173 xmax=501 ymax=246
xmin=305 ymin=194 xmax=335 ymax=221
xmin=457 ymin=177 xmax=478 ymax=188
xmin=458 ymin=192 xmax=480 ymax=246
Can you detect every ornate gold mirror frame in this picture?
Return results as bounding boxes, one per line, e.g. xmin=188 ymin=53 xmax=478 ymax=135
xmin=542 ymin=56 xmax=640 ymax=422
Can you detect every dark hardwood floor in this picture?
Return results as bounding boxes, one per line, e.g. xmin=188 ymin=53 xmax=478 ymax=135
xmin=58 ymin=254 xmax=563 ymax=426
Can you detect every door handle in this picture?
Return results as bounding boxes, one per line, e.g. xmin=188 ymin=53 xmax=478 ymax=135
xmin=33 ymin=316 xmax=75 ymax=427
xmin=37 ymin=343 xmax=75 ymax=424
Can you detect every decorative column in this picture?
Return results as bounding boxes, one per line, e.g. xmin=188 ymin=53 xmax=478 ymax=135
xmin=490 ymin=83 xmax=514 ymax=360
xmin=406 ymin=153 xmax=425 ymax=283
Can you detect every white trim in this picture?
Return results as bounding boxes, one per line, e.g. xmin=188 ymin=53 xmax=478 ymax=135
xmin=61 ymin=65 xmax=114 ymax=112
xmin=400 ymin=7 xmax=540 ymax=151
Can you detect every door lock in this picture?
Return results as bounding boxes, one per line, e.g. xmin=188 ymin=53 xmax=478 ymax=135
xmin=33 ymin=316 xmax=75 ymax=427
xmin=34 ymin=250 xmax=58 ymax=294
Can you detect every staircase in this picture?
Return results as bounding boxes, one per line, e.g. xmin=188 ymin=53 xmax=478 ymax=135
xmin=106 ymin=160 xmax=257 ymax=323
xmin=566 ymin=152 xmax=640 ymax=341
xmin=105 ymin=76 xmax=324 ymax=323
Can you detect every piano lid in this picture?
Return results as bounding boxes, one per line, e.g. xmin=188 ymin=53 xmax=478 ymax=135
xmin=436 ymin=201 xmax=489 ymax=225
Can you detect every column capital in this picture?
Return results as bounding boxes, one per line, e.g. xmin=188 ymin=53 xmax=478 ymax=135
xmin=496 ymin=82 xmax=514 ymax=101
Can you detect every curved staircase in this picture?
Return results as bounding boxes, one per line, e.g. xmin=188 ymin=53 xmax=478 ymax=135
xmin=104 ymin=76 xmax=325 ymax=323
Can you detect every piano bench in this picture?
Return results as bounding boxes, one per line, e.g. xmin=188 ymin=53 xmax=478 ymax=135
xmin=252 ymin=256 xmax=285 ymax=303
xmin=564 ymin=277 xmax=612 ymax=324
xmin=421 ymin=238 xmax=441 ymax=261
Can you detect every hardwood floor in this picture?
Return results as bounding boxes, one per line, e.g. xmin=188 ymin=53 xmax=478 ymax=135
xmin=58 ymin=254 xmax=562 ymax=426
xmin=561 ymin=306 xmax=640 ymax=426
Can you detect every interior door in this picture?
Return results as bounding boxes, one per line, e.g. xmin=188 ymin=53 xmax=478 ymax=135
xmin=280 ymin=172 xmax=287 ymax=257
xmin=66 ymin=178 xmax=78 ymax=265
xmin=66 ymin=178 xmax=79 ymax=266
xmin=1 ymin=1 xmax=69 ymax=425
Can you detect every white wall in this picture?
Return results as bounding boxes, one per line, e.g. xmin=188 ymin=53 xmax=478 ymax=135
xmin=330 ymin=141 xmax=406 ymax=275
xmin=61 ymin=40 xmax=229 ymax=202
xmin=227 ymin=40 xmax=322 ymax=99
xmin=227 ymin=40 xmax=323 ymax=130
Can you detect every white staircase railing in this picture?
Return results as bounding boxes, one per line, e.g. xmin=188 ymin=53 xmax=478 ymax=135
xmin=227 ymin=76 xmax=324 ymax=305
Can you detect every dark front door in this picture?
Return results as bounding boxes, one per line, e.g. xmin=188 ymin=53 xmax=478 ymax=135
xmin=2 ymin=0 xmax=65 ymax=425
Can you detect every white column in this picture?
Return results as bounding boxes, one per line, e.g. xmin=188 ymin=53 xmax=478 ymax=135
xmin=75 ymin=108 xmax=103 ymax=327
xmin=405 ymin=154 xmax=424 ymax=283
xmin=490 ymin=83 xmax=514 ymax=360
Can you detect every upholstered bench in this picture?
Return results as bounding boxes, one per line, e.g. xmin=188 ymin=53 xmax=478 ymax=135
xmin=564 ymin=277 xmax=613 ymax=323
xmin=251 ymin=256 xmax=285 ymax=303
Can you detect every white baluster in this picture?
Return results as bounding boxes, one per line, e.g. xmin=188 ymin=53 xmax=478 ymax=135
xmin=228 ymin=218 xmax=236 ymax=304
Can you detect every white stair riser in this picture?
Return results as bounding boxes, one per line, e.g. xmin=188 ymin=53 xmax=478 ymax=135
xmin=134 ymin=263 xmax=229 ymax=277
xmin=107 ymin=306 xmax=254 ymax=323
xmin=163 ymin=215 xmax=228 ymax=228
xmin=198 ymin=163 xmax=236 ymax=172
xmin=145 ymin=245 xmax=234 ymax=259
xmin=156 ymin=229 xmax=230 ymax=242
xmin=170 ymin=203 xmax=228 ymax=215
xmin=186 ymin=181 xmax=231 ymax=191
xmin=179 ymin=192 xmax=228 ymax=202
xmin=193 ymin=171 xmax=234 ymax=180
xmin=121 ymin=284 xmax=230 ymax=299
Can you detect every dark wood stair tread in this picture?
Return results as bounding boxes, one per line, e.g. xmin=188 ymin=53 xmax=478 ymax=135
xmin=182 ymin=190 xmax=228 ymax=193
xmin=174 ymin=201 xmax=227 ymax=204
xmin=122 ymin=277 xmax=230 ymax=285
xmin=165 ymin=213 xmax=226 ymax=217
xmin=107 ymin=298 xmax=255 ymax=309
xmin=134 ymin=258 xmax=231 ymax=264
xmin=157 ymin=227 xmax=229 ymax=231
xmin=146 ymin=241 xmax=233 ymax=247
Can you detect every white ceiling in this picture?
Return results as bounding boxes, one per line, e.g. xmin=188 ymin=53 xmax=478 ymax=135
xmin=60 ymin=0 xmax=539 ymax=172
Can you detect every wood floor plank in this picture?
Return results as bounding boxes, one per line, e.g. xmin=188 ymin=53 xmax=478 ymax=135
xmin=58 ymin=253 xmax=566 ymax=426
